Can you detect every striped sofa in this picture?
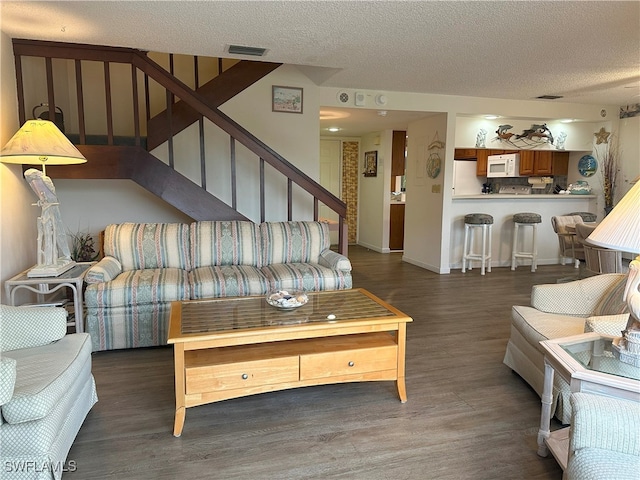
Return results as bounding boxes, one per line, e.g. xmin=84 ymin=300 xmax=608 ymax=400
xmin=84 ymin=220 xmax=352 ymax=351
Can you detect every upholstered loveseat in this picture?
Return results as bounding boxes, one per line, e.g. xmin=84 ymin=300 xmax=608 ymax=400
xmin=503 ymin=273 xmax=629 ymax=424
xmin=0 ymin=305 xmax=98 ymax=480
xmin=84 ymin=220 xmax=352 ymax=351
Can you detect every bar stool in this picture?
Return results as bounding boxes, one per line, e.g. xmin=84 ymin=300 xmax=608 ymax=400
xmin=511 ymin=213 xmax=542 ymax=272
xmin=462 ymin=213 xmax=493 ymax=275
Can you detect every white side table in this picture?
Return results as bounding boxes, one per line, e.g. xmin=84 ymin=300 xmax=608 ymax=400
xmin=537 ymin=333 xmax=640 ymax=470
xmin=4 ymin=262 xmax=94 ymax=333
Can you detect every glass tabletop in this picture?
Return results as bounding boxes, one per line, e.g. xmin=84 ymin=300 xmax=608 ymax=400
xmin=178 ymin=289 xmax=401 ymax=335
xmin=560 ymin=336 xmax=640 ymax=381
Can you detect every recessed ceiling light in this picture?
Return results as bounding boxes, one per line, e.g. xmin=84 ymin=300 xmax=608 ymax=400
xmin=377 ymin=110 xmax=388 ymax=117
xmin=559 ymin=119 xmax=574 ymax=123
xmin=327 ymin=127 xmax=341 ymax=132
xmin=484 ymin=115 xmax=499 ymax=120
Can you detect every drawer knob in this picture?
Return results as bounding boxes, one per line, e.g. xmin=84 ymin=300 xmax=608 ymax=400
xmin=242 ymin=373 xmax=249 ymax=380
xmin=348 ymin=361 xmax=355 ymax=367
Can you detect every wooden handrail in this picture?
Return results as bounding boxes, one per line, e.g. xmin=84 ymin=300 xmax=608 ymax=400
xmin=12 ymin=38 xmax=348 ymax=254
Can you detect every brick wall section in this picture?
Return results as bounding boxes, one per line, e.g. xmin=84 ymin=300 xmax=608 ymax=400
xmin=342 ymin=141 xmax=359 ymax=244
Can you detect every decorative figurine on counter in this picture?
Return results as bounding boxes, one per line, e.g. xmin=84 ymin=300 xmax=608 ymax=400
xmin=555 ymin=131 xmax=567 ymax=150
xmin=476 ymin=129 xmax=487 ymax=148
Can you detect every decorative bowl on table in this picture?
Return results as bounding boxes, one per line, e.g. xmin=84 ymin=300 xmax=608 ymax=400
xmin=266 ymin=290 xmax=308 ymax=309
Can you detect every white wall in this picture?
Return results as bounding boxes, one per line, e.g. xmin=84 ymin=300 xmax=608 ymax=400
xmin=617 ymin=115 xmax=640 ymax=200
xmin=402 ymin=114 xmax=448 ymax=273
xmin=0 ymin=31 xmax=39 ymax=304
xmin=357 ymin=130 xmax=392 ymax=252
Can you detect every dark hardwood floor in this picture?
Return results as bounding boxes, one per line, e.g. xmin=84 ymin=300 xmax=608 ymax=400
xmin=67 ymin=246 xmax=571 ymax=479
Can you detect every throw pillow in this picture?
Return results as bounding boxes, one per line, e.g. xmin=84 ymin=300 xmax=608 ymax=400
xmin=593 ymin=276 xmax=629 ymax=316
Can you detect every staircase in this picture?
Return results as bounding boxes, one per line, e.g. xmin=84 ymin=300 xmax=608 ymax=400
xmin=11 ymin=39 xmax=348 ymax=254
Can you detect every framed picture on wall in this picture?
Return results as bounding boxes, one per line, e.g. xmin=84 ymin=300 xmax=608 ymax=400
xmin=272 ymin=86 xmax=303 ymax=114
xmin=364 ymin=151 xmax=378 ymax=177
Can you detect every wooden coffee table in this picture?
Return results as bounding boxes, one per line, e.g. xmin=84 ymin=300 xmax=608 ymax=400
xmin=168 ymin=288 xmax=412 ymax=436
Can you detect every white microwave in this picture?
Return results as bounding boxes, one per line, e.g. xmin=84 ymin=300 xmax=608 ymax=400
xmin=487 ymin=153 xmax=520 ymax=177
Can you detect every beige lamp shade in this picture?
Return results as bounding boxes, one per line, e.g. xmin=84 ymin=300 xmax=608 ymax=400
xmin=588 ymin=180 xmax=640 ymax=253
xmin=0 ymin=119 xmax=86 ymax=172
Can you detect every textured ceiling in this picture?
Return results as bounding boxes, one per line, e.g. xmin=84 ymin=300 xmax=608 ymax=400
xmin=2 ymin=1 xmax=639 ymax=136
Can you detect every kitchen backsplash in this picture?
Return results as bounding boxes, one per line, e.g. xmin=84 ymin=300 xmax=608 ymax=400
xmin=487 ymin=176 xmax=567 ymax=194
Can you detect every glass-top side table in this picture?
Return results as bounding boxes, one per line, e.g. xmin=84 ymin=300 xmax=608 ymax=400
xmin=537 ymin=332 xmax=640 ymax=470
xmin=4 ymin=262 xmax=94 ymax=333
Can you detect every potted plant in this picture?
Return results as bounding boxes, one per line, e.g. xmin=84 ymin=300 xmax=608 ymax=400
xmin=68 ymin=230 xmax=99 ymax=262
xmin=596 ymin=134 xmax=620 ymax=215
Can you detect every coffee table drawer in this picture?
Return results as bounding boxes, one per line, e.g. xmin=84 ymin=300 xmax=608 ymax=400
xmin=300 ymin=344 xmax=397 ymax=380
xmin=186 ymin=357 xmax=299 ymax=394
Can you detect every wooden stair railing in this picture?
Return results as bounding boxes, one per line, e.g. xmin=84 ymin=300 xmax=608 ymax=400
xmin=146 ymin=60 xmax=281 ymax=151
xmin=12 ymin=39 xmax=348 ymax=254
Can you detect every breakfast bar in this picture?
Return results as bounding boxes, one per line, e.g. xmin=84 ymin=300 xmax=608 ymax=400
xmin=449 ymin=194 xmax=597 ymax=269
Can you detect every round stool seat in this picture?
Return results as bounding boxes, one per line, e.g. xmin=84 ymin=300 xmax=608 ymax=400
xmin=568 ymin=211 xmax=597 ymax=223
xmin=464 ymin=213 xmax=494 ymax=225
xmin=511 ymin=212 xmax=541 ymax=272
xmin=513 ymin=212 xmax=542 ymax=224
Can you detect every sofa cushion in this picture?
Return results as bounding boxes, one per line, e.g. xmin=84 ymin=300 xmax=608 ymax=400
xmin=511 ymin=305 xmax=585 ymax=353
xmin=0 ymin=357 xmax=17 ymax=406
xmin=593 ymin=275 xmax=629 ymax=316
xmin=84 ymin=268 xmax=190 ymax=308
xmin=261 ymin=221 xmax=330 ymax=265
xmin=0 ymin=305 xmax=67 ymax=353
xmin=566 ymin=448 xmax=640 ymax=480
xmin=86 ymin=303 xmax=173 ymax=351
xmin=584 ymin=313 xmax=630 ymax=336
xmin=84 ymin=255 xmax=122 ymax=284
xmin=191 ymin=221 xmax=262 ymax=268
xmin=190 ymin=265 xmax=269 ymax=299
xmin=261 ymin=263 xmax=353 ymax=292
xmin=104 ymin=222 xmax=191 ymax=271
xmin=1 ymin=333 xmax=92 ymax=424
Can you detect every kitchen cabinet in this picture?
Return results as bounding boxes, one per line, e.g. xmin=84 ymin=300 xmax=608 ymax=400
xmin=476 ymin=149 xmax=489 ymax=176
xmin=520 ymin=150 xmax=569 ymax=176
xmin=551 ymin=151 xmax=569 ymax=175
xmin=454 ymin=148 xmax=476 ymax=159
xmin=389 ymin=203 xmax=405 ymax=250
xmin=391 ymin=131 xmax=407 ymax=177
xmin=519 ymin=150 xmax=535 ymax=175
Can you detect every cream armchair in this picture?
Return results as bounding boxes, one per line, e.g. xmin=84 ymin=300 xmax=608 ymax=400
xmin=565 ymin=393 xmax=640 ymax=480
xmin=504 ymin=273 xmax=629 ymax=423
xmin=0 ymin=305 xmax=97 ymax=480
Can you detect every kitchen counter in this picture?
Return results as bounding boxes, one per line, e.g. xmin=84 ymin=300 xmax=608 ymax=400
xmin=449 ymin=193 xmax=598 ymax=270
xmin=453 ymin=194 xmax=596 ymax=200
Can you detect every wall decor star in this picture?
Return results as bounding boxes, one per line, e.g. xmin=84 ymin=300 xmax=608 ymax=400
xmin=594 ymin=127 xmax=611 ymax=144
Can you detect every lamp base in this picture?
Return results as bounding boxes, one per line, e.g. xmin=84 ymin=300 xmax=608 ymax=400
xmin=27 ymin=259 xmax=76 ymax=278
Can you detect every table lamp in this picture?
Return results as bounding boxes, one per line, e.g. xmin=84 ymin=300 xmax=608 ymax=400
xmin=1 ymin=119 xmax=87 ymax=277
xmin=587 ymin=179 xmax=640 ymax=366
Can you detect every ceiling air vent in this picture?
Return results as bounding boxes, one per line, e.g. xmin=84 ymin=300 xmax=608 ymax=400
xmin=536 ymin=95 xmax=564 ymax=100
xmin=227 ymin=45 xmax=267 ymax=57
